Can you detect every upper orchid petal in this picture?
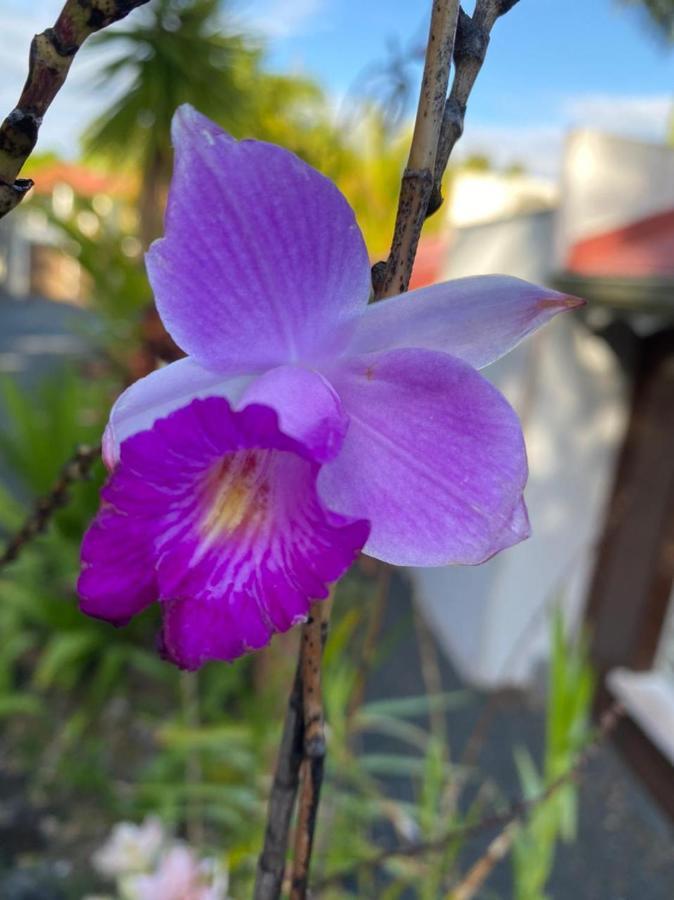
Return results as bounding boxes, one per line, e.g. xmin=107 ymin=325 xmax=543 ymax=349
xmin=80 ymin=397 xmax=368 ymax=669
xmin=146 ymin=105 xmax=372 ymax=374
xmin=343 ymin=275 xmax=583 ymax=369
xmin=317 ymin=347 xmax=529 ymax=566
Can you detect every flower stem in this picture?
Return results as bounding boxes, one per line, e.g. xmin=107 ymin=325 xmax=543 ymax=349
xmin=254 ymin=599 xmax=331 ymax=899
xmin=373 ymin=0 xmax=460 ymax=299
xmin=254 ymin=660 xmax=305 ymax=899
xmin=289 ymin=601 xmax=329 ymax=899
xmin=0 ymin=0 xmax=151 ymax=218
xmin=0 ymin=443 xmax=101 ymax=570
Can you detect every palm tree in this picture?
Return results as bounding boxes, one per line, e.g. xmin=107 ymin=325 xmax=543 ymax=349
xmin=83 ymin=0 xmax=261 ymax=245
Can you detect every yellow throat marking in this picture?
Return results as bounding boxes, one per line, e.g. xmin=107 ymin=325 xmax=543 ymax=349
xmin=201 ymin=451 xmax=270 ymax=538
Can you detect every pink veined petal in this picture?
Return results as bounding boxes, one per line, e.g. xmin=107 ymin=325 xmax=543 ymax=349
xmin=343 ymin=275 xmax=584 ymax=369
xmin=102 ymin=356 xmax=251 ymax=468
xmin=79 ymin=397 xmax=368 ymax=669
xmin=146 ymin=105 xmax=372 ymax=374
xmin=318 ymin=347 xmax=529 ymax=567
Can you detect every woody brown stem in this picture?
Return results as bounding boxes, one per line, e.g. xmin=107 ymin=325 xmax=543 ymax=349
xmin=0 ymin=444 xmax=101 ymax=570
xmin=373 ymin=0 xmax=459 ymax=300
xmin=289 ymin=601 xmax=329 ymax=899
xmin=254 ymin=600 xmax=331 ymax=900
xmin=254 ymin=660 xmax=305 ymax=900
xmin=0 ymin=0 xmax=151 ymax=218
xmin=430 ymin=0 xmax=520 ymax=211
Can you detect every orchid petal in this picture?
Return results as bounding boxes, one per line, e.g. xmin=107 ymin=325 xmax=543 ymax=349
xmin=344 ymin=275 xmax=583 ymax=369
xmin=80 ymin=397 xmax=368 ymax=668
xmin=146 ymin=105 xmax=371 ymax=373
xmin=102 ymin=360 xmax=345 ymax=470
xmin=318 ymin=348 xmax=528 ymax=566
xmin=78 ymin=508 xmax=157 ymax=625
xmin=238 ymin=365 xmax=347 ymax=463
xmin=102 ymin=357 xmax=250 ymax=468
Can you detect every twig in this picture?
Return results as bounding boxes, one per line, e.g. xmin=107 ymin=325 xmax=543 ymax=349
xmin=289 ymin=601 xmax=330 ymax=899
xmin=0 ymin=443 xmax=101 ymax=570
xmin=430 ymin=0 xmax=520 ymax=211
xmin=372 ymin=0 xmax=460 ymax=299
xmin=0 ymin=0 xmax=151 ymax=219
xmin=254 ymin=600 xmax=332 ymax=900
xmin=254 ymin=663 xmax=305 ymax=900
xmin=256 ymin=0 xmax=508 ymax=888
xmin=447 ymin=821 xmax=519 ymax=900
xmin=315 ymin=704 xmax=623 ymax=891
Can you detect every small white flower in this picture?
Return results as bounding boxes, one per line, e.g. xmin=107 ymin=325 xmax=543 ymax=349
xmin=93 ymin=817 xmax=166 ymax=877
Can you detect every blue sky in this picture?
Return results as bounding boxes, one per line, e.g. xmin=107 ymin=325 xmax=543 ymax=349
xmin=248 ymin=0 xmax=674 ymax=174
xmin=1 ymin=0 xmax=672 ymax=177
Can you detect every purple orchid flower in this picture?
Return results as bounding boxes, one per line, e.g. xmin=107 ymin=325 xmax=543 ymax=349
xmin=78 ymin=105 xmax=582 ymax=670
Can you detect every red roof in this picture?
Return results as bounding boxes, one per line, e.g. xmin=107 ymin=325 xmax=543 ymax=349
xmin=408 ymin=236 xmax=448 ymax=290
xmin=27 ymin=161 xmax=133 ymax=198
xmin=567 ymin=208 xmax=674 ymax=279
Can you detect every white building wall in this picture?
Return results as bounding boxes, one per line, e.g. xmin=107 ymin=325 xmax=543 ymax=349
xmin=411 ymin=211 xmax=629 ymax=688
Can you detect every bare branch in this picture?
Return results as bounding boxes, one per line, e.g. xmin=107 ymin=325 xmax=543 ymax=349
xmin=448 ymin=821 xmax=519 ymax=900
xmin=254 ymin=599 xmax=332 ymax=900
xmin=430 ymin=0 xmax=520 ymax=211
xmin=316 ymin=704 xmax=623 ymax=892
xmin=290 ymin=601 xmax=329 ymax=899
xmin=255 ymin=1 xmax=519 ymax=891
xmin=254 ymin=662 xmax=305 ymax=900
xmin=0 ymin=443 xmax=101 ymax=570
xmin=372 ymin=0 xmax=460 ymax=299
xmin=0 ymin=0 xmax=151 ymax=219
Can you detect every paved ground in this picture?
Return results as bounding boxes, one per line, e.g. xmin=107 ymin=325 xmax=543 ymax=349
xmin=2 ymin=295 xmax=673 ymax=898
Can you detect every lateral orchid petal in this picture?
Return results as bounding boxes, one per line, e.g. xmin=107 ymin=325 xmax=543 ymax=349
xmin=146 ymin=105 xmax=371 ymax=373
xmin=317 ymin=348 xmax=528 ymax=566
xmin=343 ymin=275 xmax=583 ymax=369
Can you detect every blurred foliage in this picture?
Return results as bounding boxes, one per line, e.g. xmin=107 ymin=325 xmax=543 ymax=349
xmin=0 ymin=371 xmax=594 ymax=895
xmin=511 ymin=613 xmax=595 ymax=900
xmin=0 ymin=3 xmax=600 ymax=895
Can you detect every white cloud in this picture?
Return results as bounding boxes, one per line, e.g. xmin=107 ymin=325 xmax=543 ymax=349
xmin=454 ymin=93 xmax=672 ymax=180
xmin=456 ymin=124 xmax=564 ymax=179
xmin=0 ymin=2 xmax=136 ymax=160
xmin=243 ymin=0 xmax=328 ymax=39
xmin=563 ymin=92 xmax=672 ymax=141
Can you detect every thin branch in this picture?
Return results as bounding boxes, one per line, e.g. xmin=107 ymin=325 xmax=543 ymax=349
xmin=447 ymin=821 xmax=519 ymax=900
xmin=254 ymin=599 xmax=332 ymax=900
xmin=372 ymin=0 xmax=460 ymax=299
xmin=290 ymin=601 xmax=329 ymax=900
xmin=430 ymin=0 xmax=520 ymax=211
xmin=256 ymin=0 xmax=506 ymax=889
xmin=254 ymin=662 xmax=305 ymax=900
xmin=0 ymin=443 xmax=101 ymax=570
xmin=316 ymin=704 xmax=623 ymax=891
xmin=0 ymin=0 xmax=151 ymax=219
